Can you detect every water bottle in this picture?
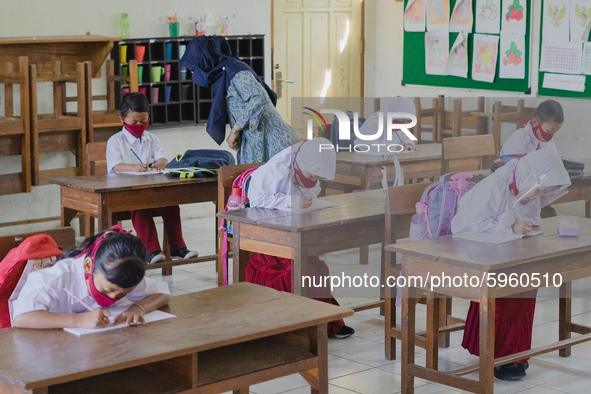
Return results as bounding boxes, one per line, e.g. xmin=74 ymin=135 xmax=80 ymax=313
xmin=226 ymin=187 xmax=244 ymax=234
xmin=120 ymin=13 xmax=130 ymax=39
xmin=409 ymin=202 xmax=429 ymax=241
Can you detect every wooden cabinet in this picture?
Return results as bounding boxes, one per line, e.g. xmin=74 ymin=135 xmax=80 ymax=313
xmin=110 ymin=35 xmax=266 ymax=129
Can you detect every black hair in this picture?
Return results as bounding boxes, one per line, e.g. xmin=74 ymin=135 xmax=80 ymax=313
xmin=120 ymin=92 xmax=150 ymax=118
xmin=535 ymin=99 xmax=564 ymax=124
xmin=60 ymin=230 xmax=147 ymax=289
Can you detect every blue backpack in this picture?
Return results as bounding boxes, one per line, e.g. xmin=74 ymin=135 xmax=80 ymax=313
xmin=409 ymin=172 xmax=475 ymax=241
xmin=165 ymin=149 xmax=235 ymax=178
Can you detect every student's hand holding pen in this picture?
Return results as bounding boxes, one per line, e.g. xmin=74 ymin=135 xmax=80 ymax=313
xmin=512 ymin=220 xmax=534 ymax=235
xmin=134 ymin=163 xmax=150 ymax=172
xmin=77 ymin=309 xmax=112 ymax=329
xmin=299 ymin=196 xmax=313 ymax=209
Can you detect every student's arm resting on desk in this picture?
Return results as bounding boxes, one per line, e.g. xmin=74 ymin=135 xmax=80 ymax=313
xmin=113 ymin=293 xmax=170 ymax=326
xmin=13 ymin=309 xmax=113 ymax=329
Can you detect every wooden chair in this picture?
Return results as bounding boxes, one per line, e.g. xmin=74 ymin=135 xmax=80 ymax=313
xmin=413 ymin=96 xmax=444 ymax=143
xmin=29 ymin=60 xmax=86 ymax=186
xmin=490 ymin=99 xmax=535 ymax=157
xmin=0 ymin=56 xmax=31 ymax=195
xmin=441 ymin=134 xmax=496 ymax=174
xmin=384 ymin=183 xmax=464 ymax=360
xmin=83 ymin=59 xmax=139 ymax=143
xmin=217 ymin=163 xmax=265 ymax=286
xmin=440 ymin=97 xmax=488 ymax=139
xmin=0 ymin=227 xmax=75 ymax=260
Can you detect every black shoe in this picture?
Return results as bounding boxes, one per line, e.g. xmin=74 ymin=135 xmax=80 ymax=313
xmin=517 ymin=361 xmax=529 ymax=371
xmin=494 ymin=363 xmax=526 ymax=381
xmin=171 ymin=247 xmax=199 ymax=259
xmin=146 ymin=251 xmax=165 ymax=264
xmin=333 ymin=325 xmax=355 ymax=339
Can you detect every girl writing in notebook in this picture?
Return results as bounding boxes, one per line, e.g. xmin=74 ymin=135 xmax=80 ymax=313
xmin=246 ymin=138 xmax=355 ymax=338
xmin=451 ymin=149 xmax=571 ymax=381
xmin=12 ymin=226 xmax=170 ymax=329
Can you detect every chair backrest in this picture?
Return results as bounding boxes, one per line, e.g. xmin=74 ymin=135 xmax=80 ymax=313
xmin=0 ymin=227 xmax=76 ymax=261
xmin=491 ymin=99 xmax=535 ymax=156
xmin=414 ymin=96 xmax=444 ymax=143
xmin=441 ymin=134 xmax=495 ymax=174
xmin=86 ymin=141 xmax=108 ymax=176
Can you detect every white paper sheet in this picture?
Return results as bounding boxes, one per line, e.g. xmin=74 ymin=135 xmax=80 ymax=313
xmin=501 ymin=0 xmax=527 ymax=35
xmin=499 ymin=32 xmax=526 ymax=79
xmin=543 ymin=0 xmax=570 ymax=42
xmin=453 ymin=230 xmax=542 ymax=244
xmin=427 ymin=0 xmax=450 ymax=32
xmin=446 ymin=31 xmax=469 ymax=77
xmin=476 ymin=0 xmax=501 ymax=34
xmin=425 ymin=30 xmax=449 ymax=75
xmin=450 ymin=0 xmax=473 ymax=33
xmin=405 ymin=0 xmax=427 ymax=32
xmin=570 ymin=0 xmax=591 ymax=41
xmin=540 ymin=41 xmax=583 ymax=73
xmin=542 ymin=73 xmax=586 ymax=92
xmin=117 ymin=170 xmax=169 ymax=176
xmin=472 ymin=33 xmax=499 ymax=82
xmin=63 ymin=305 xmax=176 ymax=337
xmin=277 ymin=199 xmax=344 ymax=214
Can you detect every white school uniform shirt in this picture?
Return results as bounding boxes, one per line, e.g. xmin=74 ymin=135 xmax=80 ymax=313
xmin=11 ymin=255 xmax=170 ymax=319
xmin=451 ymin=150 xmax=570 ymax=235
xmin=499 ymin=121 xmax=558 ymax=157
xmin=248 ymin=145 xmax=322 ymax=210
xmin=106 ymin=127 xmax=167 ymax=173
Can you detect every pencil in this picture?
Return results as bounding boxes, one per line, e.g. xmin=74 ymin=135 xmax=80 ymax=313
xmin=295 ymin=184 xmax=305 ymax=197
xmin=63 ymin=288 xmax=93 ymax=312
xmin=130 ymin=149 xmax=144 ymax=164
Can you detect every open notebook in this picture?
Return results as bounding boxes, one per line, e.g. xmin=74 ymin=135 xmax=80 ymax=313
xmin=63 ymin=304 xmax=175 ymax=337
xmin=452 ymin=230 xmax=542 ymax=244
xmin=116 ymin=170 xmax=169 ymax=176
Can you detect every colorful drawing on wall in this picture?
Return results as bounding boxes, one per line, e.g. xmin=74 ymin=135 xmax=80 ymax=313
xmin=472 ymin=33 xmax=499 ymax=82
xmin=450 ymin=0 xmax=473 ymax=32
xmin=425 ymin=30 xmax=449 ymax=75
xmin=570 ymin=0 xmax=591 ymax=41
xmin=427 ymin=0 xmax=450 ymax=32
xmin=476 ymin=0 xmax=501 ymax=34
xmin=501 ymin=0 xmax=527 ymax=35
xmin=540 ymin=41 xmax=582 ymax=74
xmin=499 ymin=32 xmax=525 ymax=79
xmin=405 ymin=0 xmax=427 ymax=32
xmin=446 ymin=32 xmax=469 ymax=77
xmin=582 ymin=42 xmax=591 ymax=74
xmin=542 ymin=0 xmax=570 ymax=42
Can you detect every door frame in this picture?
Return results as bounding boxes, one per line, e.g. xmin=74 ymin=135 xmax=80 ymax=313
xmin=269 ymin=0 xmax=365 ymax=96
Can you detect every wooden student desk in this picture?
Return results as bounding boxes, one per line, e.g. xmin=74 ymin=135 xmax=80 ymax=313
xmin=330 ymin=143 xmax=442 ymax=190
xmin=49 ymin=173 xmax=217 ymax=275
xmin=0 ymin=282 xmax=353 ymax=394
xmin=386 ymin=216 xmax=591 ymax=394
xmin=218 ymin=190 xmax=386 ymax=296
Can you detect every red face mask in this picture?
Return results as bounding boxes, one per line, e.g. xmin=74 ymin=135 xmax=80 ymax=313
xmin=124 ymin=120 xmax=150 ymax=138
xmin=85 ymin=273 xmax=123 ymax=307
xmin=292 ymin=142 xmax=318 ymax=189
xmin=527 ymin=117 xmax=554 ymax=143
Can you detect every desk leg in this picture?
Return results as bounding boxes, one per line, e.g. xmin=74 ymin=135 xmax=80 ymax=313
xmin=233 ymin=388 xmax=249 ymax=394
xmin=401 ymin=285 xmax=417 ymax=394
xmin=426 ymin=292 xmax=439 ymax=370
xmin=559 ymin=282 xmax=573 ymax=357
xmin=292 ymin=233 xmax=308 ymax=297
xmin=479 ymin=297 xmax=495 ymax=393
xmin=232 ymin=223 xmax=246 ymax=284
xmin=358 ymin=169 xmax=370 ymax=266
xmin=61 ymin=207 xmax=78 ymax=227
xmin=315 ymin=323 xmax=329 ymax=394
xmin=97 ymin=209 xmax=113 ymax=231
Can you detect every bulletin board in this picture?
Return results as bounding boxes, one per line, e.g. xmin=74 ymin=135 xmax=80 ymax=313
xmin=402 ymin=0 xmax=531 ymax=93
xmin=537 ymin=0 xmax=591 ymax=98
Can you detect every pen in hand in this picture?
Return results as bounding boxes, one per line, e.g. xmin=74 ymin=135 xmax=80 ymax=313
xmin=130 ymin=149 xmax=143 ymax=164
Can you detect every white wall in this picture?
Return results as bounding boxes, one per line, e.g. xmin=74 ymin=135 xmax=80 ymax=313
xmin=0 ymin=0 xmax=270 ymax=235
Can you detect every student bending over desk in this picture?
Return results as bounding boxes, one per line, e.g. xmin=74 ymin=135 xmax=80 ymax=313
xmin=246 ymin=138 xmax=355 ymax=339
xmin=11 ymin=226 xmax=170 ymax=329
xmin=451 ymin=150 xmax=571 ymax=381
xmin=106 ymin=92 xmax=198 ymax=265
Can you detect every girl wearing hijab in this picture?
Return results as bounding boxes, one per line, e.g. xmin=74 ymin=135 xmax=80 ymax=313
xmin=451 ymin=149 xmax=571 ymax=381
xmin=500 ymin=99 xmax=563 ymax=156
xmin=246 ymin=138 xmax=355 ymax=338
xmin=181 ymin=36 xmax=297 ymax=164
xmin=354 ymin=97 xmax=417 ymax=152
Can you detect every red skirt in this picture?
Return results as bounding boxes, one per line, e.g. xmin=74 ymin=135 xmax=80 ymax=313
xmin=461 ymin=290 xmax=537 ymax=360
xmin=246 ymin=253 xmax=345 ymax=337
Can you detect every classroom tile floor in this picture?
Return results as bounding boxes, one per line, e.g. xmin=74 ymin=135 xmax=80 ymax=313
xmin=137 ymin=216 xmax=591 ymax=394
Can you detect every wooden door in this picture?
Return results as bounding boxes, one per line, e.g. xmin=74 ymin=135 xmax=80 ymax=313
xmin=273 ymin=0 xmax=363 ymax=134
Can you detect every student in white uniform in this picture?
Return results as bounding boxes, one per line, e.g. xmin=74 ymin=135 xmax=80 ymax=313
xmin=500 ymin=99 xmax=563 ymax=156
xmin=247 ymin=138 xmax=355 ymax=338
xmin=451 ymin=149 xmax=570 ymax=381
xmin=354 ymin=97 xmax=417 ymax=152
xmin=11 ymin=226 xmax=170 ymax=329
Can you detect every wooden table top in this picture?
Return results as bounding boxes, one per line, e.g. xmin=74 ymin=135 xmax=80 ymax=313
xmin=49 ymin=173 xmax=216 ymax=193
xmin=0 ymin=36 xmax=120 ymax=44
xmin=385 ymin=216 xmax=591 ymax=271
xmin=218 ymin=189 xmax=385 ymax=231
xmin=0 ymin=283 xmax=352 ymax=391
xmin=336 ymin=143 xmax=441 ymax=166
